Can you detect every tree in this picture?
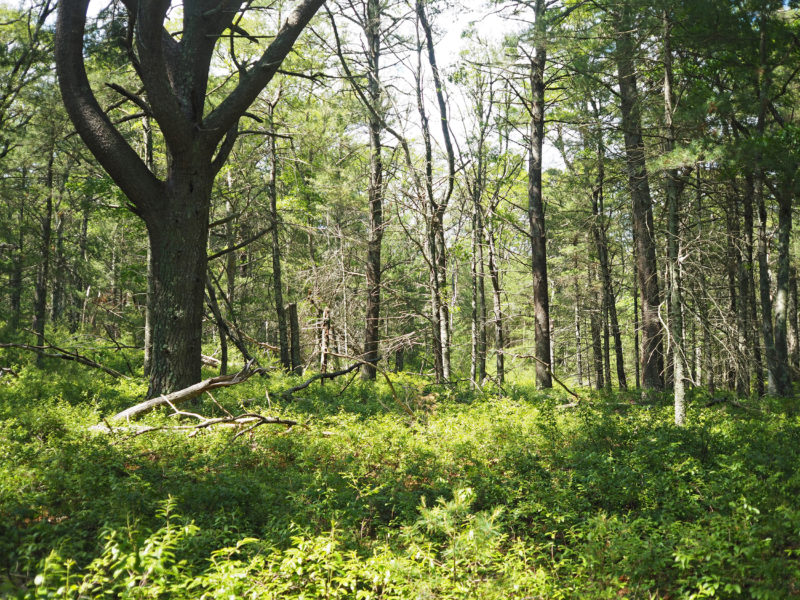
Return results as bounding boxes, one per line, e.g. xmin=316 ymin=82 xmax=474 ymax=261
xmin=612 ymin=1 xmax=664 ymax=391
xmin=55 ymin=0 xmax=326 ymax=396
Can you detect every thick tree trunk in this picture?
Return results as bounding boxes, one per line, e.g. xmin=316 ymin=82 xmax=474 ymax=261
xmin=615 ymin=15 xmax=663 ymax=390
xmin=145 ymin=165 xmax=211 ymax=397
xmin=528 ymin=6 xmax=552 ymax=389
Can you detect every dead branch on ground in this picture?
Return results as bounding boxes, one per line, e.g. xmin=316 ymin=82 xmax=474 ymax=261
xmin=0 ymin=341 xmax=125 ymax=378
xmin=91 ymin=413 xmax=298 ymax=440
xmin=108 ymin=360 xmax=264 ymax=422
xmin=281 ymin=363 xmax=360 ymax=399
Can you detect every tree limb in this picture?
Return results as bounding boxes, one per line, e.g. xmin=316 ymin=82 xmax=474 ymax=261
xmin=109 ymin=360 xmax=264 ymax=422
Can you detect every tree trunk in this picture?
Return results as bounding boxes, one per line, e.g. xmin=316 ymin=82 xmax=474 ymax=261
xmin=663 ymin=13 xmax=686 ymax=425
xmin=33 ymin=153 xmax=55 ymax=353
xmin=51 ymin=211 xmax=66 ymax=324
xmin=773 ymin=173 xmax=793 ymax=394
xmin=589 ymin=263 xmax=604 ymax=390
xmin=487 ymin=222 xmax=505 ymax=384
xmin=145 ymin=162 xmax=211 ymax=397
xmin=742 ymin=174 xmax=764 ymax=395
xmin=528 ymin=0 xmax=552 ymax=389
xmin=288 ymin=302 xmax=302 ymax=375
xmin=55 ymin=0 xmax=325 ymax=396
xmin=789 ymin=266 xmax=799 ymax=374
xmin=615 ymin=12 xmax=663 ymax=390
xmin=268 ymin=104 xmax=291 ymax=372
xmin=590 ymin=131 xmax=627 ymax=390
xmin=732 ymin=179 xmax=751 ymax=395
xmin=632 ymin=239 xmax=641 ymax=389
xmin=321 ymin=306 xmax=331 ymax=375
xmin=361 ymin=0 xmax=384 ymax=380
xmin=9 ymin=193 xmax=24 ymax=332
xmin=470 ymin=187 xmax=487 ymax=388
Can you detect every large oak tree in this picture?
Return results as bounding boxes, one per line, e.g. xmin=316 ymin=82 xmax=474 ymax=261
xmin=55 ymin=0 xmax=325 ymax=395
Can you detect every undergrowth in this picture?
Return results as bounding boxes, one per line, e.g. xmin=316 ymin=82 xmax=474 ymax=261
xmin=1 ymin=360 xmax=799 ymax=598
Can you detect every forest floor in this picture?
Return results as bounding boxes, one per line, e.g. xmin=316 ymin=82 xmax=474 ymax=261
xmin=1 ymin=358 xmax=799 ymax=599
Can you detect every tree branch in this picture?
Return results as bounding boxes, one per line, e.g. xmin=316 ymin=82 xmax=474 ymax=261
xmin=202 ymin=0 xmax=326 ymax=146
xmin=55 ymin=0 xmax=163 ymax=215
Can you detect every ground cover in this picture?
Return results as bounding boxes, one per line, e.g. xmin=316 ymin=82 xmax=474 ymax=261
xmin=1 ymin=362 xmax=799 ymax=599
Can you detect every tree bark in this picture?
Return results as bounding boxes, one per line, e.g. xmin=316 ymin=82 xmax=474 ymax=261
xmin=470 ymin=180 xmax=487 ymax=388
xmin=589 ymin=263 xmax=604 ymax=390
xmin=51 ymin=211 xmax=66 ymax=324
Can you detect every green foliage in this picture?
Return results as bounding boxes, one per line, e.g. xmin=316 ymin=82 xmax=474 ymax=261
xmin=2 ymin=364 xmax=800 ymax=598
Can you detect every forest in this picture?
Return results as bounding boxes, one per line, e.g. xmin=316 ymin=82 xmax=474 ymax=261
xmin=1 ymin=0 xmax=800 ymax=597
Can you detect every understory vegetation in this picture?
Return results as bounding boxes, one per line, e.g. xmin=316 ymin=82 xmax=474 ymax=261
xmin=2 ymin=355 xmax=799 ymax=599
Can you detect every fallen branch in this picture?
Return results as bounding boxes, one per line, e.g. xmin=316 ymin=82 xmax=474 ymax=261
xmin=91 ymin=412 xmax=298 ymax=439
xmin=201 ymin=354 xmax=221 ymax=368
xmin=282 ymin=363 xmax=360 ymax=398
xmin=0 ymin=342 xmax=125 ymax=378
xmin=108 ymin=360 xmax=263 ymax=422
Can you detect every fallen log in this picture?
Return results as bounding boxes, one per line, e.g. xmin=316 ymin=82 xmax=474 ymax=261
xmin=108 ymin=360 xmax=263 ymax=422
